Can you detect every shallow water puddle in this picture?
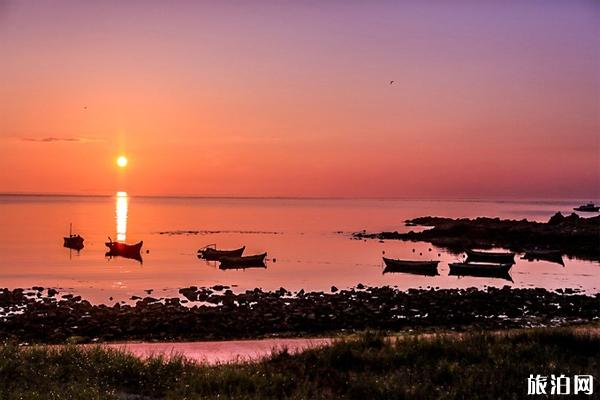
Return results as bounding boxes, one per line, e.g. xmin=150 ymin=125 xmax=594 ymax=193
xmin=100 ymin=337 xmax=332 ymax=364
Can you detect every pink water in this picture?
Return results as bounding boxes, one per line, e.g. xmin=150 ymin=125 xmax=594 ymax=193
xmin=101 ymin=338 xmax=332 ymax=364
xmin=0 ymin=195 xmax=598 ymax=303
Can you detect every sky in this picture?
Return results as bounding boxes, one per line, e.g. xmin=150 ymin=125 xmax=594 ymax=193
xmin=0 ymin=0 xmax=598 ymax=198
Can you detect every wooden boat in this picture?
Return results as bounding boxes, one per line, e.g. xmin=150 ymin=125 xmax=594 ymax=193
xmin=63 ymin=223 xmax=84 ymax=251
xmin=105 ymin=239 xmax=143 ymax=262
xmin=574 ymin=203 xmax=599 ymax=212
xmin=449 ymin=262 xmax=513 ymax=281
xmin=522 ymin=249 xmax=564 ymax=266
xmin=465 ymin=249 xmax=515 ymax=264
xmin=219 ymin=253 xmax=267 ymax=268
xmin=197 ymin=245 xmax=245 ymax=261
xmin=63 ymin=235 xmax=84 ymax=251
xmin=382 ymin=258 xmax=439 ymax=276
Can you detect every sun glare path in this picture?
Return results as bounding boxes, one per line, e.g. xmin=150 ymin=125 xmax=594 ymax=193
xmin=115 ymin=191 xmax=128 ymax=241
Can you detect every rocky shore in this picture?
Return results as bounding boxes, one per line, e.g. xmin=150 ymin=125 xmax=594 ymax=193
xmin=354 ymin=212 xmax=600 ymax=261
xmin=1 ymin=285 xmax=598 ymax=343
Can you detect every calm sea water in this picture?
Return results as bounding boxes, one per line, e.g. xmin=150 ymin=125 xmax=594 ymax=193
xmin=0 ymin=195 xmax=598 ymax=303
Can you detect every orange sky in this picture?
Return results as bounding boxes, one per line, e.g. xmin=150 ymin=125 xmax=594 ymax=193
xmin=0 ymin=1 xmax=598 ymax=198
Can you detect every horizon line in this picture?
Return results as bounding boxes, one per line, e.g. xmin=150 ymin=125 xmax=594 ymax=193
xmin=0 ymin=191 xmax=596 ymax=203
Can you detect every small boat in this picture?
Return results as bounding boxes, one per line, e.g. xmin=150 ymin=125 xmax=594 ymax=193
xmin=574 ymin=203 xmax=599 ymax=212
xmin=64 ymin=235 xmax=84 ymax=251
xmin=63 ymin=223 xmax=84 ymax=251
xmin=197 ymin=245 xmax=245 ymax=261
xmin=522 ymin=249 xmax=564 ymax=266
xmin=465 ymin=249 xmax=515 ymax=264
xmin=382 ymin=258 xmax=439 ymax=276
xmin=219 ymin=253 xmax=267 ymax=269
xmin=449 ymin=262 xmax=513 ymax=281
xmin=105 ymin=238 xmax=143 ymax=262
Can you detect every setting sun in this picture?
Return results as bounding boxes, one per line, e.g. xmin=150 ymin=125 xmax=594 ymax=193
xmin=116 ymin=156 xmax=128 ymax=168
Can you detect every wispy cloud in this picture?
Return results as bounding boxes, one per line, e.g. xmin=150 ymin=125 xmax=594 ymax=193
xmin=20 ymin=136 xmax=103 ymax=143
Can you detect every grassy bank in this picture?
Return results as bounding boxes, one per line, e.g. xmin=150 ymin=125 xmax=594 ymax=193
xmin=1 ymin=327 xmax=599 ymax=399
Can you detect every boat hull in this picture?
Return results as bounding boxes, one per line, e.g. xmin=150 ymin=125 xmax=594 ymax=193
xmin=105 ymin=241 xmax=143 ymax=262
xmin=219 ymin=253 xmax=267 ymax=269
xmin=382 ymin=258 xmax=439 ymax=276
xmin=63 ymin=236 xmax=84 ymax=251
xmin=198 ymin=246 xmax=245 ymax=261
xmin=522 ymin=250 xmax=564 ymax=266
xmin=465 ymin=249 xmax=515 ymax=264
xmin=449 ymin=262 xmax=513 ymax=281
xmin=574 ymin=206 xmax=599 ymax=212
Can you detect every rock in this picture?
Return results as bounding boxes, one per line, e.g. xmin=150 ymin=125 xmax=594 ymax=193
xmin=2 ymin=285 xmax=598 ymax=344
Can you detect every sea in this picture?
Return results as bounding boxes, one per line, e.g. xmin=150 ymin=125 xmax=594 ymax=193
xmin=0 ymin=194 xmax=598 ymax=303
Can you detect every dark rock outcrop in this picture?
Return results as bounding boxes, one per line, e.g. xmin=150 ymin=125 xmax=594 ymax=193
xmin=354 ymin=213 xmax=600 ymax=260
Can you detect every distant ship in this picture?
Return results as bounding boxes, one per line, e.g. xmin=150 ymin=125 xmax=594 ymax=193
xmin=574 ymin=202 xmax=599 ymax=212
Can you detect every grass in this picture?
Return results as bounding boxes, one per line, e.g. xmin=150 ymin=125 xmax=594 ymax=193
xmin=0 ymin=327 xmax=598 ymax=399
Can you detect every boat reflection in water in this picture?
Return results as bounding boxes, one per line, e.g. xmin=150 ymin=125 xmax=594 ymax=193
xmin=105 ymin=192 xmax=143 ymax=263
xmin=382 ymin=258 xmax=440 ymax=276
xmin=218 ymin=253 xmax=267 ymax=270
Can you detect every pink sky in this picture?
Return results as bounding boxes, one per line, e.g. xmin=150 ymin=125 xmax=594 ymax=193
xmin=0 ymin=1 xmax=598 ymax=198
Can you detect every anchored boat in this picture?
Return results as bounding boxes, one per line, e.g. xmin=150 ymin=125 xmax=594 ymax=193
xmin=63 ymin=223 xmax=84 ymax=251
xmin=449 ymin=262 xmax=513 ymax=281
xmin=219 ymin=253 xmax=267 ymax=269
xmin=522 ymin=249 xmax=564 ymax=266
xmin=198 ymin=245 xmax=245 ymax=261
xmin=105 ymin=238 xmax=143 ymax=262
xmin=465 ymin=249 xmax=515 ymax=264
xmin=574 ymin=203 xmax=599 ymax=212
xmin=382 ymin=258 xmax=439 ymax=276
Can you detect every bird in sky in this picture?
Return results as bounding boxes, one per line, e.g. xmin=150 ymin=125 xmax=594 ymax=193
xmin=389 ymin=80 xmax=394 ymax=85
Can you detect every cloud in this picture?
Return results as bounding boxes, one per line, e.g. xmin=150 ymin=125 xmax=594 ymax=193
xmin=20 ymin=137 xmax=103 ymax=143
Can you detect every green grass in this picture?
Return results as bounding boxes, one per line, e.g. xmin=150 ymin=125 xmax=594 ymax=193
xmin=0 ymin=327 xmax=598 ymax=399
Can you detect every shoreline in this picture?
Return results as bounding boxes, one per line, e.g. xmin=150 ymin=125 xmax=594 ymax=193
xmin=2 ymin=285 xmax=599 ymax=344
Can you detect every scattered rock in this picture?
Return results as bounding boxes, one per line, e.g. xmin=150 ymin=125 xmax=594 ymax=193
xmin=0 ymin=285 xmax=598 ymax=344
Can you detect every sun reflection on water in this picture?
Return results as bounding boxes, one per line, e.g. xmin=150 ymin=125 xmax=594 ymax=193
xmin=116 ymin=191 xmax=128 ymax=241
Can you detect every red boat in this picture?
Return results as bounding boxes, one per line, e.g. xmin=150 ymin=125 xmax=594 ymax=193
xmin=105 ymin=238 xmax=143 ymax=262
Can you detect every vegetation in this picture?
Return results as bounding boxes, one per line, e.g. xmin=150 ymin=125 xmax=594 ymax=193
xmin=0 ymin=327 xmax=598 ymax=399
